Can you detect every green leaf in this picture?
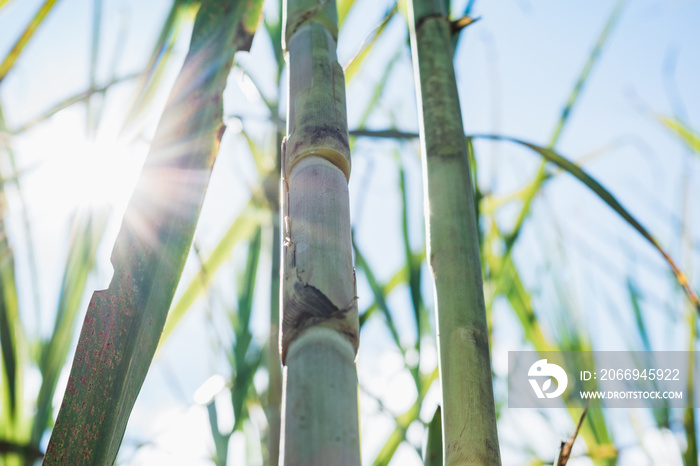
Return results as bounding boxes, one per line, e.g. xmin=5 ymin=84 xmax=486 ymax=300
xmin=0 ymin=105 xmax=42 ymax=342
xmin=499 ymin=0 xmax=628 ymax=294
xmin=354 ymin=47 xmax=403 ymax=134
xmin=626 ymin=278 xmax=652 ymax=353
xmin=394 ymin=152 xmax=422 ymax=348
xmin=86 ymin=0 xmax=104 ymax=137
xmin=8 ymin=73 xmax=140 ymax=135
xmin=349 ymin=126 xmax=700 ymax=311
xmin=372 ymin=428 xmax=403 ymax=466
xmin=43 ymin=0 xmax=264 ymax=462
xmin=264 ymin=6 xmax=284 ymax=80
xmin=232 ymin=228 xmax=263 ymax=432
xmin=0 ymin=0 xmax=15 ymax=12
xmin=548 ymin=0 xmax=627 ymax=147
xmin=423 ymin=406 xmax=442 ymax=466
xmin=0 ymin=210 xmax=22 ymax=421
xmin=31 ymin=208 xmax=108 ymax=446
xmin=359 ymin=260 xmax=419 ymax=326
xmin=120 ymin=0 xmax=199 ymax=138
xmin=337 ymin=0 xmax=355 ymax=27
xmin=352 ymin=235 xmax=402 ymax=350
xmin=0 ymin=107 xmax=28 ymax=448
xmin=473 ymin=135 xmax=700 ymax=314
xmin=493 ymin=254 xmax=613 ymax=456
xmin=659 ymin=116 xmax=700 ymax=154
xmin=206 ymin=401 xmax=230 ymax=466
xmin=371 ymin=368 xmax=437 ymax=465
xmin=0 ymin=0 xmax=62 ymax=84
xmin=496 ymin=256 xmax=557 ymax=353
xmin=343 ymin=5 xmax=397 ymax=83
xmin=159 ymin=202 xmax=263 ymax=346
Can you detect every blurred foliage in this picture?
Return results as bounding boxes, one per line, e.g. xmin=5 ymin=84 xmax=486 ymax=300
xmin=0 ymin=0 xmax=698 ymax=464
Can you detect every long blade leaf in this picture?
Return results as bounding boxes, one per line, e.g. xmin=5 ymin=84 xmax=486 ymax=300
xmin=43 ymin=0 xmax=263 ymax=462
xmin=31 ymin=209 xmax=108 ymax=445
xmin=159 ymin=203 xmax=263 ymax=345
xmin=349 ymin=128 xmax=700 ymax=313
xmin=424 ymin=406 xmax=442 ymax=466
xmin=0 ymin=0 xmax=61 ymax=84
xmin=343 ymin=5 xmax=397 ymax=83
xmin=120 ymin=0 xmax=198 ymax=137
xmin=474 ymin=134 xmax=700 ymax=313
xmin=659 ymin=116 xmax=700 ymax=154
xmin=0 ymin=208 xmax=21 ymax=420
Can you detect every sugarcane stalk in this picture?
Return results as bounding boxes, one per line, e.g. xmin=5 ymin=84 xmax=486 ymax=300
xmin=265 ymin=132 xmax=283 ymax=466
xmin=279 ymin=0 xmax=360 ymax=464
xmin=407 ymin=0 xmax=501 ymax=464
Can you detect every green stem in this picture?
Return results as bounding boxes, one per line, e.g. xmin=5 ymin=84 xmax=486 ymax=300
xmin=279 ymin=0 xmax=360 ymax=463
xmin=407 ymin=0 xmax=500 ymax=463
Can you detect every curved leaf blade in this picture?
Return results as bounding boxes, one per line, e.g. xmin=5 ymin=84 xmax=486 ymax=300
xmin=43 ymin=0 xmax=264 ymax=462
xmin=659 ymin=116 xmax=700 ymax=154
xmin=473 ymin=134 xmax=700 ymax=314
xmin=0 ymin=0 xmax=61 ymax=84
xmin=159 ymin=203 xmax=263 ymax=346
xmin=31 ymin=209 xmax=108 ymax=445
xmin=424 ymin=406 xmax=442 ymax=466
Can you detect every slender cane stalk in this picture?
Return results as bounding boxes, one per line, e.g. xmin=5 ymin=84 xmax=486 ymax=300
xmin=265 ymin=132 xmax=283 ymax=465
xmin=407 ymin=0 xmax=500 ymax=464
xmin=279 ymin=0 xmax=360 ymax=463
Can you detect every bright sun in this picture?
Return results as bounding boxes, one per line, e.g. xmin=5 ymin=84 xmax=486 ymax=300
xmin=23 ymin=113 xmax=147 ymax=220
xmin=59 ymin=139 xmax=139 ymax=209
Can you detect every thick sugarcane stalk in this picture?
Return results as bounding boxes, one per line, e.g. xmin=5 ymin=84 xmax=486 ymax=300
xmin=407 ymin=1 xmax=501 ymax=464
xmin=279 ymin=0 xmax=360 ymax=464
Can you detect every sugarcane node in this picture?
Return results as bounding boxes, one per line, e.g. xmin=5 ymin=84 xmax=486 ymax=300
xmin=285 ymin=145 xmax=351 ymax=181
xmin=289 ymin=117 xmax=349 ymax=152
xmin=309 ymin=124 xmax=348 ymax=149
xmin=283 ymin=0 xmax=338 ymax=47
xmin=281 ymin=281 xmax=359 ymax=363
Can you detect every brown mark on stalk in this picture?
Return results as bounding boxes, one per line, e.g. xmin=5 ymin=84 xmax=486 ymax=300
xmin=450 ymin=15 xmax=480 ymax=34
xmin=281 ymin=282 xmax=358 ymax=363
xmin=313 ymin=124 xmax=349 ymax=151
xmin=459 ymin=326 xmax=489 ymax=349
xmin=281 ymin=136 xmax=288 ymax=175
xmin=291 ymin=124 xmax=350 ymax=159
xmin=283 ymin=163 xmax=294 ymax=266
xmin=283 ymin=222 xmax=295 ymax=268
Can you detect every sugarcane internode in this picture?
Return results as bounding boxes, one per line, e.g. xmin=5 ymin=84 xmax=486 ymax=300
xmin=278 ymin=0 xmax=361 ymax=464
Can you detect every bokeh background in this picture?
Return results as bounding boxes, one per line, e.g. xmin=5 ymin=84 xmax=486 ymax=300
xmin=0 ymin=0 xmax=699 ymax=464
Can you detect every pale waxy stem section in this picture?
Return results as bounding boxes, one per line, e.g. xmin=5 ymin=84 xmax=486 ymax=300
xmin=281 ymin=328 xmax=360 ymax=465
xmin=281 ymin=157 xmax=358 ymax=361
xmin=408 ymin=0 xmax=501 ymax=464
xmin=279 ymin=0 xmax=360 ymax=464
